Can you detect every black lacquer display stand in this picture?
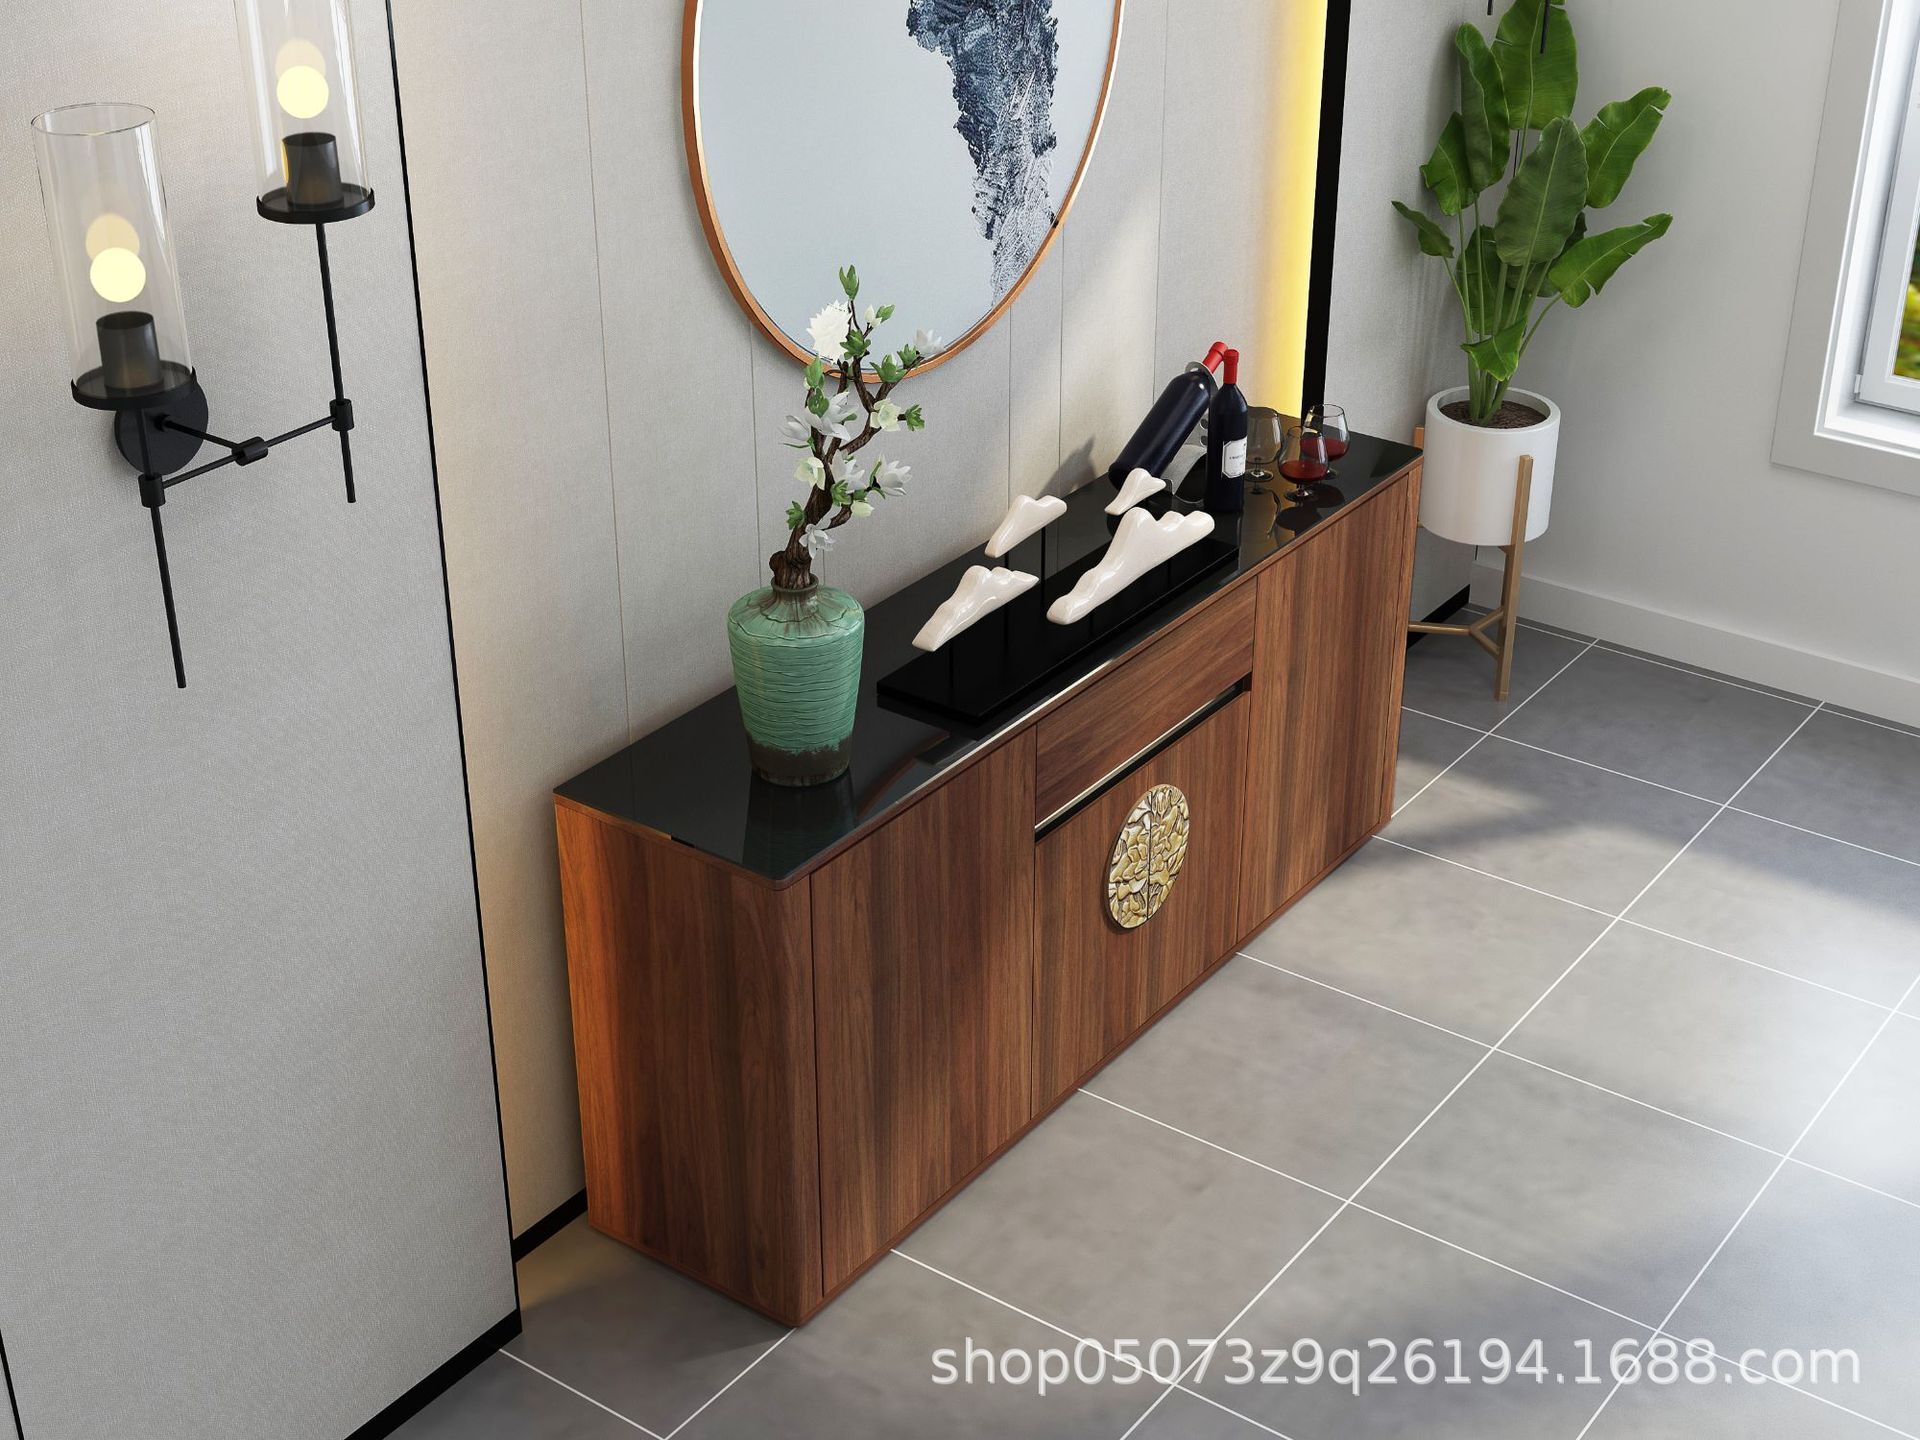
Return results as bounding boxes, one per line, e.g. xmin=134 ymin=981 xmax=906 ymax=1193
xmin=878 ymin=501 xmax=1239 ymax=724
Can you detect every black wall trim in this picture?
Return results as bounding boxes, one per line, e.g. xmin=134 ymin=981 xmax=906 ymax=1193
xmin=345 ymin=1311 xmax=520 ymax=1440
xmin=1407 ymin=585 xmax=1473 ymax=650
xmin=381 ymin=0 xmax=521 ymax=1311
xmin=512 ymin=1189 xmax=588 ymax=1261
xmin=1302 ymin=0 xmax=1353 ymax=415
xmin=2 ymin=1327 xmax=23 ymax=1440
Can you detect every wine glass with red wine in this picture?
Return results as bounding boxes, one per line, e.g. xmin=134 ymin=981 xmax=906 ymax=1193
xmin=1309 ymin=404 xmax=1350 ymax=462
xmin=1281 ymin=423 xmax=1331 ymax=503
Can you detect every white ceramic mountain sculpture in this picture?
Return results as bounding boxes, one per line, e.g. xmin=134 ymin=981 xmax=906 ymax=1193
xmin=984 ymin=494 xmax=1067 ymax=558
xmin=1046 ymin=509 xmax=1216 ymax=626
xmin=912 ymin=566 xmax=1039 ymax=652
xmin=1105 ymin=467 xmax=1167 ymax=515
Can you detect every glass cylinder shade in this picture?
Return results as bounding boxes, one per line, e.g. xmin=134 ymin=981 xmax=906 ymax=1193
xmin=235 ymin=0 xmax=373 ymax=222
xmin=31 ymin=104 xmax=196 ymax=410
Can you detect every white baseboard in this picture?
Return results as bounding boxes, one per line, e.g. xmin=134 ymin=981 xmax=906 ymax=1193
xmin=1469 ymin=562 xmax=1920 ymax=730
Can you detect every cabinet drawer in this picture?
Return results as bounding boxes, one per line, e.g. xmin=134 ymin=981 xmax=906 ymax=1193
xmin=1034 ymin=694 xmax=1249 ymax=1104
xmin=1034 ymin=584 xmax=1255 ymax=825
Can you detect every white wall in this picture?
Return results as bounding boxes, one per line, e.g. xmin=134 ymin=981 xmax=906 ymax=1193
xmin=1473 ymin=0 xmax=1920 ymax=723
xmin=1326 ymin=0 xmax=1488 ymax=621
xmin=393 ymin=0 xmax=1326 ymax=1230
xmin=0 ymin=2 xmax=515 ymax=1436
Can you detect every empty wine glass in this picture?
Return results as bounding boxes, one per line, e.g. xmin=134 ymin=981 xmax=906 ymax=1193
xmin=1280 ymin=423 xmax=1330 ymax=503
xmin=1309 ymin=404 xmax=1350 ymax=462
xmin=1247 ymin=406 xmax=1285 ymax=491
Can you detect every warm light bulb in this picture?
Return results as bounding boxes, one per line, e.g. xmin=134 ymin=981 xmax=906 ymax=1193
xmin=89 ymin=247 xmax=148 ymax=304
xmin=84 ymin=212 xmax=141 ymax=261
xmin=276 ymin=64 xmax=331 ymax=119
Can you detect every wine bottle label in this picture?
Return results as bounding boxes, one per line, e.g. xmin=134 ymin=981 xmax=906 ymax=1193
xmin=1221 ymin=438 xmax=1247 ymax=478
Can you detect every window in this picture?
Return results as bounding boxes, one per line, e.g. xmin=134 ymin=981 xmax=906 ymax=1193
xmin=1774 ymin=0 xmax=1920 ymax=497
xmin=1858 ymin=39 xmax=1920 ymax=411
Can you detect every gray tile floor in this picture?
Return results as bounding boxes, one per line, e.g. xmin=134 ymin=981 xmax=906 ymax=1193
xmin=400 ymin=623 xmax=1920 ymax=1440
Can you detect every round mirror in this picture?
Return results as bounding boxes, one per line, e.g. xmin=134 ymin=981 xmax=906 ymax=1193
xmin=683 ymin=0 xmax=1124 ymax=374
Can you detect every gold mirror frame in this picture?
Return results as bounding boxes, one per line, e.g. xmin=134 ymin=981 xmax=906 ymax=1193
xmin=680 ymin=0 xmax=1126 ymax=378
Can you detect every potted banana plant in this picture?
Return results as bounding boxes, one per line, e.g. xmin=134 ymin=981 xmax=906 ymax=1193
xmin=1394 ymin=0 xmax=1672 ymax=546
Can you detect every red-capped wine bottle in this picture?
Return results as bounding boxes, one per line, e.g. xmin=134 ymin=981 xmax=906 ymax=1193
xmin=1205 ymin=347 xmax=1249 ymax=514
xmin=1106 ymin=341 xmax=1228 ymax=489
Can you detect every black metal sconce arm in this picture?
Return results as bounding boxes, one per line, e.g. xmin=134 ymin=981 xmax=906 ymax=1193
xmin=123 ymin=222 xmax=358 ymax=689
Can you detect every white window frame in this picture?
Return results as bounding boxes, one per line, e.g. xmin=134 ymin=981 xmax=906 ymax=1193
xmin=1773 ymin=0 xmax=1920 ymax=497
xmin=1857 ymin=44 xmax=1920 ymax=412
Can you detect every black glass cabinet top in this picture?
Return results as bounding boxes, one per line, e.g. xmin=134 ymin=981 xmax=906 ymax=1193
xmin=555 ymin=428 xmax=1420 ymax=885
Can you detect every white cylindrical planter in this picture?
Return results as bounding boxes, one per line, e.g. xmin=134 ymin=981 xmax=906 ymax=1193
xmin=1419 ymin=387 xmax=1560 ymax=545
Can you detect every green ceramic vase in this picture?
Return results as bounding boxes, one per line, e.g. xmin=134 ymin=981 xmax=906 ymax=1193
xmin=726 ymin=581 xmax=865 ymax=786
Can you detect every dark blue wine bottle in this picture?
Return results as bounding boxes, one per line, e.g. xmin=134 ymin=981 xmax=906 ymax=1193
xmin=1106 ymin=341 xmax=1227 ymax=489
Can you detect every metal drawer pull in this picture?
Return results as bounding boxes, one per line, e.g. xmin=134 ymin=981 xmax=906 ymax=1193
xmin=1108 ymin=784 xmax=1191 ymax=929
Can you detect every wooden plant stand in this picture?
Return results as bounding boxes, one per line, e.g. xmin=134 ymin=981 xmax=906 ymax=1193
xmin=1406 ymin=422 xmax=1534 ymax=701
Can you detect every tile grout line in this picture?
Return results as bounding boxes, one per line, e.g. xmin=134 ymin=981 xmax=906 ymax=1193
xmin=1585 ymin=641 xmax=1821 ymax=706
xmin=1370 ymin=830 xmax=1903 ymax=1013
xmin=1723 ymin=806 xmax=1920 ymax=872
xmin=1219 ymin=958 xmax=1920 ymax=1215
xmin=1485 ymin=733 xmax=1722 ymax=804
xmin=1574 ymin=960 xmax=1920 ymax=1439
xmin=661 ymin=1331 xmax=792 ymax=1440
xmin=1392 ymin=639 xmax=1599 ymax=817
xmin=1401 ymin=701 xmax=1920 ymax=874
xmin=1825 ymin=709 xmax=1920 ymax=740
xmin=950 ymin=1086 xmax=1920 ymax=1435
xmin=1650 ymin=1337 xmax=1920 ymax=1438
xmin=497 ymin=1349 xmax=665 ymax=1438
xmin=1120 ymin=702 xmax=1824 ymax=1438
xmin=1078 ymin=1088 xmax=1659 ymax=1335
xmin=1369 ymin=834 xmax=1616 ymax=917
xmin=889 ymin=1249 xmax=1298 ymax=1439
xmin=1234 ymin=955 xmax=1789 ymax=1159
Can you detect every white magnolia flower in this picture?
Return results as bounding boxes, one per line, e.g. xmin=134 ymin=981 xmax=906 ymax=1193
xmin=870 ymin=399 xmax=904 ymax=432
xmin=873 ymin=459 xmax=911 ymax=498
xmin=807 ymin=301 xmax=853 ymax=359
xmin=795 ymin=455 xmax=826 ymax=490
xmin=810 ymin=388 xmax=865 ymax=442
xmin=850 ymin=499 xmax=874 ymax=518
xmin=913 ymin=328 xmax=943 ymax=357
xmin=862 ymin=305 xmax=879 ymax=326
xmin=780 ymin=412 xmax=813 ymax=447
xmin=830 ymin=453 xmax=867 ymax=489
xmin=799 ymin=522 xmax=835 ymax=559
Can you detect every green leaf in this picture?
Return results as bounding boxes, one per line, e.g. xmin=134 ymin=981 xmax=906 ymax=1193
xmin=1493 ymin=117 xmax=1587 ymax=265
xmin=1493 ymin=0 xmax=1576 ymax=130
xmin=831 ymin=481 xmax=853 ymax=506
xmin=1581 ymin=86 xmax=1669 ymax=208
xmin=785 ymin=501 xmax=806 ymax=531
xmin=806 ymin=389 xmax=829 ymax=416
xmin=903 ymin=404 xmax=926 ymax=432
xmin=804 ymin=357 xmax=825 ymax=388
xmin=898 ymin=345 xmax=921 ymax=370
xmin=1462 ymin=317 xmax=1529 ymax=382
xmin=877 ymin=355 xmax=905 ymax=384
xmin=1422 ymin=115 xmax=1474 ymax=216
xmin=839 ymin=264 xmax=859 ymax=299
xmin=876 ymin=303 xmax=896 ymax=323
xmin=1454 ymin=26 xmax=1509 ymax=191
xmin=1393 ymin=199 xmax=1456 ymax=259
xmin=842 ymin=330 xmax=869 ymax=359
xmin=1526 ymin=210 xmax=1585 ymax=294
xmin=1547 ymin=213 xmax=1672 ymax=305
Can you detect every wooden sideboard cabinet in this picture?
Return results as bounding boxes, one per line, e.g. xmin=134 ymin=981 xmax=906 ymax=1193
xmin=554 ymin=432 xmax=1421 ymax=1324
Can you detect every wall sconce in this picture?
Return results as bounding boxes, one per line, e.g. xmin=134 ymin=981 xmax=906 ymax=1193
xmin=30 ymin=0 xmax=374 ymax=689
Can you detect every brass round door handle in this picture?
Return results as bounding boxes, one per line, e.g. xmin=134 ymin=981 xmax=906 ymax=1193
xmin=1107 ymin=783 xmax=1191 ymax=930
